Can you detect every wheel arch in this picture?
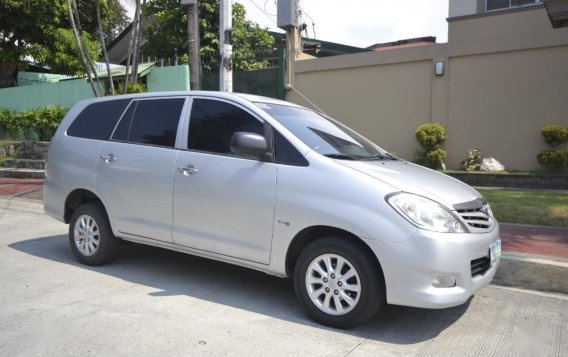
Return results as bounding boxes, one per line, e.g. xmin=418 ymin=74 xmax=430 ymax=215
xmin=64 ymin=189 xmax=108 ymax=224
xmin=285 ymin=225 xmax=384 ymax=279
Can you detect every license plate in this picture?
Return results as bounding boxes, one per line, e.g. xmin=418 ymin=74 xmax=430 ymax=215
xmin=490 ymin=240 xmax=502 ymax=265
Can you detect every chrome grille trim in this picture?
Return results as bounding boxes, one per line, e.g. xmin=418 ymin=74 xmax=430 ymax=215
xmin=454 ymin=199 xmax=495 ymax=233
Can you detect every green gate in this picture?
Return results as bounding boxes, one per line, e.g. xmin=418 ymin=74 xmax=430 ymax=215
xmin=201 ymin=47 xmax=285 ymax=100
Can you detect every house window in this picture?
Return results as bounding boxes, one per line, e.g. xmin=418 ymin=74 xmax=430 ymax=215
xmin=486 ymin=0 xmax=542 ymax=12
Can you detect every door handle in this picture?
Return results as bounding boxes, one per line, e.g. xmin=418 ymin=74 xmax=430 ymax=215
xmin=100 ymin=154 xmax=117 ymax=163
xmin=177 ymin=164 xmax=198 ymax=176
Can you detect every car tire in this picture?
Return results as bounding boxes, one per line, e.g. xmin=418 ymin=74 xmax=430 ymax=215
xmin=293 ymin=236 xmax=385 ymax=328
xmin=69 ymin=202 xmax=118 ymax=266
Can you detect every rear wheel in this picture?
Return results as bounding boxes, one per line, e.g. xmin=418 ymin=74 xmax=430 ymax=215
xmin=69 ymin=202 xmax=118 ymax=266
xmin=294 ymin=237 xmax=385 ymax=328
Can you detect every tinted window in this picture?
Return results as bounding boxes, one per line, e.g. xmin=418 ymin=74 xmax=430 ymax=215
xmin=188 ymin=99 xmax=264 ymax=155
xmin=274 ymin=130 xmax=308 ymax=166
xmin=67 ymin=99 xmax=130 ymax=140
xmin=127 ymin=98 xmax=185 ymax=147
xmin=111 ymin=101 xmax=137 ymax=142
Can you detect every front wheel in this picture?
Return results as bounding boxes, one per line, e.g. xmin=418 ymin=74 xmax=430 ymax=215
xmin=294 ymin=237 xmax=385 ymax=328
xmin=69 ymin=202 xmax=118 ymax=266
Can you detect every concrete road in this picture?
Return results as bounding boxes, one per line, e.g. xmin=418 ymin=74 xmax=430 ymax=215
xmin=1 ymin=199 xmax=567 ymax=357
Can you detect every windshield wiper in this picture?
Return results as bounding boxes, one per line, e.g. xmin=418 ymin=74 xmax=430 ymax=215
xmin=323 ymin=153 xmax=357 ymax=160
xmin=359 ymin=153 xmax=398 ymax=161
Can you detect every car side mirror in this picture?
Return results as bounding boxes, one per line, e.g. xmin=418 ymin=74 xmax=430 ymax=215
xmin=230 ymin=132 xmax=269 ymax=158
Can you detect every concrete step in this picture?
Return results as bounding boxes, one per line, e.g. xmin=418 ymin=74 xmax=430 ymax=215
xmin=0 ymin=168 xmax=45 ymax=179
xmin=17 ymin=151 xmax=47 ymax=160
xmin=2 ymin=159 xmax=45 ymax=170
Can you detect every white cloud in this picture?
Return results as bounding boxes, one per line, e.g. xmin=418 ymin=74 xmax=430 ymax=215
xmin=238 ymin=0 xmax=449 ymax=47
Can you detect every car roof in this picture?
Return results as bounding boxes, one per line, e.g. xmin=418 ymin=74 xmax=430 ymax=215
xmin=75 ymin=91 xmax=303 ymax=109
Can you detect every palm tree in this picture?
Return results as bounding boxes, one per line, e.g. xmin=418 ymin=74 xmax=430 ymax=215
xmin=96 ymin=0 xmax=115 ymax=95
xmin=66 ymin=0 xmax=98 ymax=96
xmin=71 ymin=0 xmax=103 ymax=95
xmin=131 ymin=0 xmax=147 ymax=84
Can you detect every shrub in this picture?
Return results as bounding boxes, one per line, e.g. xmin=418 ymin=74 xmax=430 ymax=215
xmin=416 ymin=123 xmax=447 ymax=151
xmin=414 ymin=122 xmax=447 ymax=169
xmin=537 ymin=150 xmax=568 ymax=171
xmin=426 ymin=148 xmax=447 ymax=168
xmin=541 ymin=124 xmax=568 ymax=148
xmin=118 ymin=82 xmax=147 ymax=94
xmin=0 ymin=105 xmax=68 ymax=141
xmin=462 ymin=149 xmax=482 ymax=172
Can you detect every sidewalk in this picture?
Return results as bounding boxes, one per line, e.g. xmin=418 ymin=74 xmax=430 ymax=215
xmin=1 ymin=177 xmax=566 ymax=293
xmin=0 ymin=178 xmax=566 ymax=257
xmin=0 ymin=178 xmax=44 ymax=201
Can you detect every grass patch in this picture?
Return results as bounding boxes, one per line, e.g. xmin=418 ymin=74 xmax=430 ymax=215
xmin=477 ymin=188 xmax=568 ymax=228
xmin=444 ymin=169 xmax=568 ymax=176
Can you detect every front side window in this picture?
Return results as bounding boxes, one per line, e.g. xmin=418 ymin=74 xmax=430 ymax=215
xmin=112 ymin=98 xmax=185 ymax=148
xmin=188 ymin=99 xmax=264 ymax=155
xmin=256 ymin=103 xmax=391 ymax=161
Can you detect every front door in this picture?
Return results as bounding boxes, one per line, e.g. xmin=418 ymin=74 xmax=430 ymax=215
xmin=172 ymin=98 xmax=277 ymax=264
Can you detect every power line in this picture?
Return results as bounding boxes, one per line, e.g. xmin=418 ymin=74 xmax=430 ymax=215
xmin=247 ymin=0 xmax=278 ymax=25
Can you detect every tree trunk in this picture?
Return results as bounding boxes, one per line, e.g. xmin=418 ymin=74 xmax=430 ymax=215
xmin=96 ymin=0 xmax=115 ymax=95
xmin=130 ymin=0 xmax=141 ymax=84
xmin=132 ymin=0 xmax=147 ymax=84
xmin=0 ymin=61 xmax=18 ymax=88
xmin=66 ymin=0 xmax=98 ymax=96
xmin=72 ymin=0 xmax=103 ymax=96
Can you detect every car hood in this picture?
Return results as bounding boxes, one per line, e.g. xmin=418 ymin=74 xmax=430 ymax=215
xmin=337 ymin=159 xmax=483 ymax=209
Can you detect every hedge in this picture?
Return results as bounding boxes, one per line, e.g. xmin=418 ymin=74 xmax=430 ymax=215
xmin=0 ymin=105 xmax=68 ymax=141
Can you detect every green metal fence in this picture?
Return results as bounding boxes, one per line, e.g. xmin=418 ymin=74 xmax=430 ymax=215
xmin=201 ymin=47 xmax=285 ymax=99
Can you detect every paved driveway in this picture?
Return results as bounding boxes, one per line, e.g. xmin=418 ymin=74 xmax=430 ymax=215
xmin=1 ymin=199 xmax=567 ymax=356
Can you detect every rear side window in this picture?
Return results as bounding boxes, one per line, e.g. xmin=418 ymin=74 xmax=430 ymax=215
xmin=111 ymin=98 xmax=185 ymax=148
xmin=67 ymin=99 xmax=130 ymax=140
xmin=188 ymin=99 xmax=264 ymax=155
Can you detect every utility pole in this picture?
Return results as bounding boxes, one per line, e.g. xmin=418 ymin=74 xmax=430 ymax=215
xmin=277 ymin=0 xmax=301 ymax=89
xmin=179 ymin=0 xmax=201 ymax=90
xmin=219 ymin=0 xmax=233 ymax=92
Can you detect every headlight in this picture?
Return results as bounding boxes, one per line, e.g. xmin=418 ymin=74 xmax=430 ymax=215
xmin=387 ymin=193 xmax=467 ymax=233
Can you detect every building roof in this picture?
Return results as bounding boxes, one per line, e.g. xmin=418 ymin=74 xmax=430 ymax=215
xmin=367 ymin=36 xmax=436 ymax=51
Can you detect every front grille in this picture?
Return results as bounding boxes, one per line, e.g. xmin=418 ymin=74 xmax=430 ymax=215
xmin=471 ymin=255 xmax=491 ymax=277
xmin=457 ymin=207 xmax=492 ymax=229
xmin=454 ymin=199 xmax=494 ymax=233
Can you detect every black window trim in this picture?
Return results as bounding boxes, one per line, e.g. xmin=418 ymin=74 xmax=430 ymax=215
xmin=270 ymin=125 xmax=310 ymax=167
xmin=109 ymin=96 xmax=188 ymax=150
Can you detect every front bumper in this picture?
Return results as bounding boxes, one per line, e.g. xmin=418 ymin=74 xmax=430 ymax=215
xmin=364 ymin=224 xmax=500 ymax=309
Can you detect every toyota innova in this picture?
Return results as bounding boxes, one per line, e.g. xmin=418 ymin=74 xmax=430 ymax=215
xmin=44 ymin=92 xmax=501 ymax=328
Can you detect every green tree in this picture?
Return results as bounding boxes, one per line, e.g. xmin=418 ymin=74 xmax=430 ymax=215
xmin=0 ymin=0 xmax=127 ymax=86
xmin=143 ymin=0 xmax=274 ymax=70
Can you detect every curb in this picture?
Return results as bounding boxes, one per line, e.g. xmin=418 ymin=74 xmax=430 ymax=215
xmin=1 ymin=196 xmax=567 ymax=296
xmin=492 ymin=253 xmax=568 ymax=295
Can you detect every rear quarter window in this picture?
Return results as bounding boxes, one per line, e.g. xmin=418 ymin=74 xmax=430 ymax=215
xmin=67 ymin=99 xmax=131 ymax=140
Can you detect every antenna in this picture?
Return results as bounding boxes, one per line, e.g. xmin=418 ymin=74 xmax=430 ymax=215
xmin=285 ymin=84 xmax=327 ymax=115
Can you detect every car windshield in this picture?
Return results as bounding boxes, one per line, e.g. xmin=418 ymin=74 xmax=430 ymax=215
xmin=255 ymin=102 xmax=393 ymax=160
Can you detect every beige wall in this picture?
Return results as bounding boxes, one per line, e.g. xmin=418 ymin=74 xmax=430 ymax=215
xmin=448 ymin=5 xmax=553 ymax=42
xmin=291 ymin=59 xmax=432 ymax=160
xmin=289 ymin=7 xmax=568 ymax=170
xmin=449 ymin=0 xmax=478 ymax=18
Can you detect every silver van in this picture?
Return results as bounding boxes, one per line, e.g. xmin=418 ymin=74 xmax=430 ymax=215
xmin=44 ymin=91 xmax=501 ymax=328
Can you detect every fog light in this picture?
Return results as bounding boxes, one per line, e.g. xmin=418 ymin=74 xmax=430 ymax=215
xmin=432 ymin=274 xmax=456 ymax=288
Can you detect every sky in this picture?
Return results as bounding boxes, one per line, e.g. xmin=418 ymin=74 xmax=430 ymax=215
xmin=239 ymin=0 xmax=450 ymax=47
xmin=122 ymin=0 xmax=450 ymax=48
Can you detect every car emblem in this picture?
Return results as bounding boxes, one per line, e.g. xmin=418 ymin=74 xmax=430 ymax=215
xmin=480 ymin=204 xmax=490 ymax=217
